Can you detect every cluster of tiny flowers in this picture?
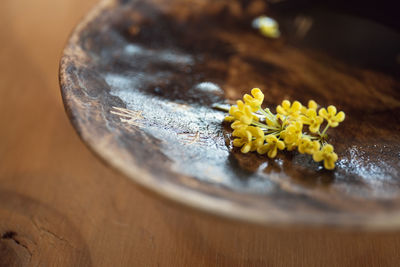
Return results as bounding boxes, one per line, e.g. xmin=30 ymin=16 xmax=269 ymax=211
xmin=224 ymin=88 xmax=345 ymax=170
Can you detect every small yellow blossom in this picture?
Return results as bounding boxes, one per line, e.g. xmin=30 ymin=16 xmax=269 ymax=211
xmin=319 ymin=105 xmax=345 ymax=127
xmin=252 ymin=16 xmax=281 ymax=38
xmin=243 ymin=88 xmax=264 ymax=112
xmin=224 ymin=112 xmax=235 ymax=122
xmin=231 ymin=120 xmax=248 ymax=130
xmin=301 ymin=100 xmax=318 ymax=114
xmin=301 ymin=109 xmax=323 ymax=133
xmin=232 ymin=130 xmax=251 ymax=153
xmin=313 ymin=144 xmax=338 ymax=170
xmin=298 ymin=138 xmax=321 ymax=155
xmin=257 ymin=134 xmax=285 ymax=158
xmin=283 ymin=121 xmax=303 ymax=144
xmin=308 ymin=100 xmax=318 ymax=110
xmin=232 ymin=126 xmax=264 ymax=153
xmin=285 ymin=142 xmax=298 ymax=151
xmin=278 ymin=129 xmax=296 ymax=150
xmin=277 ymin=100 xmax=302 ymax=120
xmin=249 ymin=126 xmax=265 ymax=151
xmin=227 ymin=100 xmax=258 ymax=125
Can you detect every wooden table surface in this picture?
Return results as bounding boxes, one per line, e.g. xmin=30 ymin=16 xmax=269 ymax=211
xmin=1 ymin=0 xmax=400 ymax=266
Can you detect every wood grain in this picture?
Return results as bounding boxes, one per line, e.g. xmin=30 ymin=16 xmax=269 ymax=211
xmin=1 ymin=0 xmax=400 ymax=266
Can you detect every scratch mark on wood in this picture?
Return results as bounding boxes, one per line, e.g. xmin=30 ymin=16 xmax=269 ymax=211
xmin=111 ymin=106 xmax=144 ymax=127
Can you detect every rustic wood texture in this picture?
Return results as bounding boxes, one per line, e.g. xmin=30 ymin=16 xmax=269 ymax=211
xmin=60 ymin=0 xmax=400 ymax=228
xmin=1 ymin=0 xmax=400 ymax=266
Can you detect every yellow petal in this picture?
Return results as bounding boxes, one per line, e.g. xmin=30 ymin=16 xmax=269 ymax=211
xmin=309 ymin=124 xmax=320 ymax=133
xmin=233 ymin=139 xmax=245 ymax=147
xmin=240 ymin=115 xmax=252 ymax=125
xmin=268 ymin=148 xmax=277 ymax=158
xmin=319 ymin=108 xmax=327 ymax=117
xmin=282 ymin=100 xmax=290 ymax=109
xmin=244 ymin=104 xmax=253 ymax=115
xmin=323 ymin=144 xmax=334 ymax=153
xmin=313 ymin=151 xmax=323 ymax=162
xmin=229 ymin=106 xmax=238 ymax=116
xmin=286 ymin=143 xmax=297 ymax=151
xmin=306 ymin=109 xmax=317 ymax=118
xmin=224 ymin=116 xmax=235 ymax=122
xmin=243 ymin=94 xmax=252 ymax=102
xmin=327 ymin=105 xmax=337 ymax=115
xmin=276 ymin=105 xmax=285 ymax=115
xmin=266 ymin=134 xmax=277 ymax=143
xmin=245 ymin=130 xmax=252 ymax=142
xmin=237 ymin=100 xmax=244 ymax=109
xmin=251 ymin=88 xmax=261 ymax=95
xmin=324 ymin=160 xmax=336 ymax=170
xmin=329 ymin=121 xmax=339 ymax=127
xmin=253 ymin=137 xmax=264 ymax=147
xmin=331 ymin=152 xmax=338 ymax=162
xmin=231 ymin=121 xmax=246 ymax=129
xmin=241 ymin=143 xmax=251 ymax=153
xmin=256 ymin=127 xmax=265 ymax=137
xmin=336 ymin=111 xmax=345 ymax=122
xmin=313 ymin=141 xmax=321 ymax=151
xmin=292 ymin=101 xmax=302 ymax=111
xmin=251 ymin=88 xmax=264 ymax=101
xmin=233 ymin=110 xmax=243 ymax=118
xmin=257 ymin=144 xmax=269 ymax=154
xmin=300 ymin=115 xmax=310 ymax=125
xmin=277 ymin=141 xmax=285 ymax=150
xmin=308 ymin=100 xmax=318 ymax=110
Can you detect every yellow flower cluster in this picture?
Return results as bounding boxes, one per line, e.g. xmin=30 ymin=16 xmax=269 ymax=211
xmin=224 ymin=88 xmax=345 ymax=170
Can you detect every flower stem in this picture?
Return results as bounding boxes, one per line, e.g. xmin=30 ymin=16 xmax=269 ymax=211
xmin=302 ymin=134 xmax=319 ymax=140
xmin=252 ymin=121 xmax=280 ymax=130
xmin=261 ymin=108 xmax=279 ymax=125
xmin=321 ymin=124 xmax=330 ymax=136
xmin=212 ymin=103 xmax=230 ymax=112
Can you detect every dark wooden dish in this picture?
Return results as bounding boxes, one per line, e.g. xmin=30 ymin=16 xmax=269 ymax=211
xmin=60 ymin=0 xmax=400 ymax=229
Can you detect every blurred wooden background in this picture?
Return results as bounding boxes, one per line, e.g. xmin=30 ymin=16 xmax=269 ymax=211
xmin=1 ymin=0 xmax=400 ymax=266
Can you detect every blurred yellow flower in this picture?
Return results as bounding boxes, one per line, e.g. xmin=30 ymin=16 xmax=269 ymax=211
xmin=277 ymin=100 xmax=302 ymax=120
xmin=298 ymin=138 xmax=320 ymax=155
xmin=319 ymin=105 xmax=345 ymax=127
xmin=243 ymin=88 xmax=264 ymax=112
xmin=225 ymin=100 xmax=258 ymax=125
xmin=257 ymin=135 xmax=285 ymax=158
xmin=283 ymin=121 xmax=303 ymax=144
xmin=301 ymin=100 xmax=318 ymax=114
xmin=252 ymin=16 xmax=281 ymax=38
xmin=232 ymin=126 xmax=264 ymax=153
xmin=313 ymin=144 xmax=338 ymax=170
xmin=301 ymin=109 xmax=323 ymax=133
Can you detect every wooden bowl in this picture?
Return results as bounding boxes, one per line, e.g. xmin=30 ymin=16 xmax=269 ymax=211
xmin=60 ymin=0 xmax=400 ymax=229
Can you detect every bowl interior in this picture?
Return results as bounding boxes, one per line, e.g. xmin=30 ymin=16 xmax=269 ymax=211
xmin=60 ymin=0 xmax=400 ymax=228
